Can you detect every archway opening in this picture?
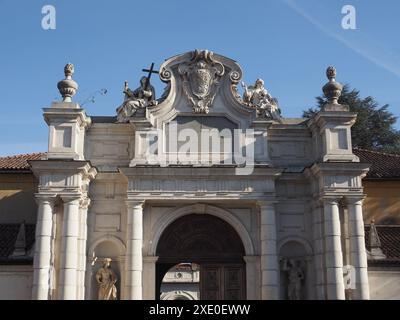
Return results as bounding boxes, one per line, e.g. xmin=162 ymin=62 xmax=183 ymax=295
xmin=156 ymin=214 xmax=246 ymax=300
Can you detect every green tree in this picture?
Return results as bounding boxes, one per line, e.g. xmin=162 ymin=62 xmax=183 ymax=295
xmin=303 ymin=85 xmax=400 ymax=154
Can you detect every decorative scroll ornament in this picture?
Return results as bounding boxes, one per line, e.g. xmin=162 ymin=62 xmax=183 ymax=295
xmin=178 ymin=50 xmax=225 ymax=114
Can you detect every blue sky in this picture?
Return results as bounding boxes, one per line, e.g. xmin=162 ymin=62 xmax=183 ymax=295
xmin=1 ymin=0 xmax=400 ymax=156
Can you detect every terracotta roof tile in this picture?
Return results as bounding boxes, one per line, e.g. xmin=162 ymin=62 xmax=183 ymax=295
xmin=365 ymin=225 xmax=400 ymax=267
xmin=353 ymin=148 xmax=400 ymax=179
xmin=0 ymin=152 xmax=45 ymax=171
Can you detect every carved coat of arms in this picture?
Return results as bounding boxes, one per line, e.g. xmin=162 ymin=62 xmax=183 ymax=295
xmin=178 ymin=50 xmax=224 ymax=113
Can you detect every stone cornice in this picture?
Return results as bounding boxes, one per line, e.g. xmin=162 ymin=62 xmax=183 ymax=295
xmin=28 ymin=159 xmax=97 ymax=178
xmin=119 ymin=165 xmax=283 ymax=179
xmin=310 ymin=162 xmax=370 ymax=177
xmin=309 ymin=111 xmax=357 ymax=133
xmin=120 ymin=166 xmax=281 ymax=200
xmin=43 ymin=105 xmax=91 ymax=129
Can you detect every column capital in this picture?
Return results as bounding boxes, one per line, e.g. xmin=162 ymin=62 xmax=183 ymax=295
xmin=143 ymin=256 xmax=159 ymax=263
xmin=257 ymin=200 xmax=277 ymax=209
xmin=344 ymin=195 xmax=366 ymax=205
xmin=125 ymin=199 xmax=145 ymax=209
xmin=320 ymin=196 xmax=342 ymax=206
xmin=61 ymin=194 xmax=82 ymax=204
xmin=34 ymin=193 xmax=57 ymax=205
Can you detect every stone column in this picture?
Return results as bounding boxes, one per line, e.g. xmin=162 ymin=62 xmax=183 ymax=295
xmin=58 ymin=195 xmax=81 ymax=300
xmin=125 ymin=200 xmax=144 ymax=300
xmin=259 ymin=202 xmax=279 ymax=300
xmin=312 ymin=203 xmax=326 ymax=299
xmin=244 ymin=256 xmax=260 ymax=300
xmin=143 ymin=256 xmax=158 ymax=299
xmin=323 ymin=198 xmax=345 ymax=300
xmin=346 ymin=197 xmax=369 ymax=300
xmin=76 ymin=198 xmax=90 ymax=300
xmin=32 ymin=194 xmax=56 ymax=300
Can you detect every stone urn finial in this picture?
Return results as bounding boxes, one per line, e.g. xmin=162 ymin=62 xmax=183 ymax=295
xmin=322 ymin=66 xmax=343 ymax=105
xmin=57 ymin=63 xmax=78 ymax=102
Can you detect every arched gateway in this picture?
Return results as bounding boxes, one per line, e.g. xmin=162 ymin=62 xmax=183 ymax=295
xmin=156 ymin=214 xmax=246 ymax=300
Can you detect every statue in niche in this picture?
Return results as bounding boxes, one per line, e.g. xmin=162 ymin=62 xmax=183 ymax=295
xmin=241 ymin=78 xmax=280 ymax=120
xmin=95 ymin=258 xmax=118 ymax=300
xmin=116 ymin=76 xmax=157 ymax=122
xmin=281 ymin=258 xmax=305 ymax=300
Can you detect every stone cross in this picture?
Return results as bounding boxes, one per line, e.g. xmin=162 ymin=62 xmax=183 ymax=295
xmin=142 ymin=63 xmax=159 ymax=90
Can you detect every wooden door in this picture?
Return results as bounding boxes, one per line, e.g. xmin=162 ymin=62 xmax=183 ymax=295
xmin=200 ymin=264 xmax=245 ymax=300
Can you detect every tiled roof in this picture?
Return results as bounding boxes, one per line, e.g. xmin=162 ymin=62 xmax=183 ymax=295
xmin=353 ymin=148 xmax=400 ymax=179
xmin=0 ymin=224 xmax=35 ymax=264
xmin=365 ymin=225 xmax=400 ymax=267
xmin=0 ymin=152 xmax=45 ymax=172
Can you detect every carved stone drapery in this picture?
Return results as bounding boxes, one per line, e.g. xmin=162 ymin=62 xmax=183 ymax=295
xmin=178 ymin=50 xmax=225 ymax=114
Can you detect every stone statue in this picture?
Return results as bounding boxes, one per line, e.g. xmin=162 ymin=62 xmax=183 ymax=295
xmin=95 ymin=258 xmax=117 ymax=300
xmin=281 ymin=258 xmax=305 ymax=300
xmin=116 ymin=76 xmax=157 ymax=122
xmin=241 ymin=79 xmax=280 ymax=120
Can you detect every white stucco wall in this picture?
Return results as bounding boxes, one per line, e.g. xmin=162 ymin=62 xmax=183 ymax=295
xmin=0 ymin=265 xmax=33 ymax=300
xmin=368 ymin=270 xmax=400 ymax=300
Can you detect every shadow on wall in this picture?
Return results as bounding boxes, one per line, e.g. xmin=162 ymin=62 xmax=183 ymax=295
xmin=0 ymin=190 xmax=37 ymax=224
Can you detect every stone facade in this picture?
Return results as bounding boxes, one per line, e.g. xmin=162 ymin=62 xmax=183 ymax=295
xmin=2 ymin=50 xmax=399 ymax=300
